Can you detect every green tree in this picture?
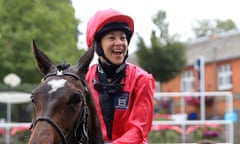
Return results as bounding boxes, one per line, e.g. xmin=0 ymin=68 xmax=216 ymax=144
xmin=191 ymin=19 xmax=237 ymax=38
xmin=136 ymin=10 xmax=186 ymax=82
xmin=0 ymin=0 xmax=85 ymax=83
xmin=152 ymin=10 xmax=169 ymax=42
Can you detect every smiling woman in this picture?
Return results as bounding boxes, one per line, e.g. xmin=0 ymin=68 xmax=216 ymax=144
xmin=84 ymin=8 xmax=156 ymax=143
xmin=99 ymin=30 xmax=129 ymax=65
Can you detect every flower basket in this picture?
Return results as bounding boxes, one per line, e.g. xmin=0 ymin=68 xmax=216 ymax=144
xmin=11 ymin=125 xmax=31 ymax=144
xmin=185 ymin=96 xmax=215 ymax=106
xmin=0 ymin=128 xmax=6 ymax=140
xmin=149 ymin=124 xmax=183 ymax=143
xmin=0 ymin=128 xmax=5 ymax=136
xmin=154 ymin=98 xmax=172 ymax=114
xmin=186 ymin=124 xmax=224 ymax=142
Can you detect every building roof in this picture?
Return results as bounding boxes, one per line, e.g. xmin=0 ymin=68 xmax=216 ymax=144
xmin=128 ymin=30 xmax=240 ymax=66
xmin=184 ymin=30 xmax=240 ymax=66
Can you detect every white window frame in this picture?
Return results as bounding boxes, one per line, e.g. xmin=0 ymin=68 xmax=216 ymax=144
xmin=218 ymin=64 xmax=232 ymax=90
xmin=181 ymin=70 xmax=194 ymax=92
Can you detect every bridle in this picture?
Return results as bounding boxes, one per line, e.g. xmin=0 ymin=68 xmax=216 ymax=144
xmin=30 ymin=67 xmax=89 ymax=144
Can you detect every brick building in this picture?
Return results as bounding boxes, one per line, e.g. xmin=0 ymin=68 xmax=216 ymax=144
xmin=128 ymin=30 xmax=240 ymax=119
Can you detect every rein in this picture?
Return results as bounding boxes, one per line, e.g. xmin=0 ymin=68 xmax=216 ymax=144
xmin=30 ymin=69 xmax=89 ymax=144
xmin=32 ymin=117 xmax=68 ymax=144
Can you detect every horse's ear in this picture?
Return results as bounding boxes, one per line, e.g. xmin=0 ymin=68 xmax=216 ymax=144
xmin=77 ymin=43 xmax=95 ymax=76
xmin=32 ymin=40 xmax=53 ymax=75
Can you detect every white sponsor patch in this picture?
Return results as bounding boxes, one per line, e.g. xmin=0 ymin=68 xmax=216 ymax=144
xmin=47 ymin=79 xmax=67 ymax=94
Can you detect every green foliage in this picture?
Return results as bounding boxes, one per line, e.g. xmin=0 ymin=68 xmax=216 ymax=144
xmin=149 ymin=130 xmax=180 ymax=143
xmin=12 ymin=129 xmax=31 ymax=144
xmin=0 ymin=0 xmax=85 ymax=83
xmin=137 ymin=35 xmax=186 ymax=82
xmin=136 ymin=11 xmax=186 ymax=82
xmin=186 ymin=125 xmax=225 ymax=143
xmin=152 ymin=10 xmax=169 ymax=41
xmin=0 ymin=128 xmax=4 ymax=137
xmin=192 ymin=19 xmax=237 ymax=38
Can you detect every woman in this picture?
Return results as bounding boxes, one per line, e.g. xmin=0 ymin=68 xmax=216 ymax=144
xmin=86 ymin=8 xmax=155 ymax=144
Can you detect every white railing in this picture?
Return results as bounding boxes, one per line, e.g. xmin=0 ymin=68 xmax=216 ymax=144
xmin=153 ymin=91 xmax=234 ymax=143
xmin=0 ymin=122 xmax=30 ymax=128
xmin=0 ymin=92 xmax=234 ymax=143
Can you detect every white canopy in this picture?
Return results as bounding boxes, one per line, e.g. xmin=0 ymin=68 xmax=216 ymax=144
xmin=0 ymin=92 xmax=31 ymax=104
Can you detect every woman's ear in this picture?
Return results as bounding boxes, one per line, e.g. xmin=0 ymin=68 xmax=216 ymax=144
xmin=95 ymin=41 xmax=104 ymax=56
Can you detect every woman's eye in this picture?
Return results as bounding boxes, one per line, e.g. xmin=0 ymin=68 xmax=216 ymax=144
xmin=108 ymin=36 xmax=115 ymax=40
xmin=121 ymin=35 xmax=127 ymax=39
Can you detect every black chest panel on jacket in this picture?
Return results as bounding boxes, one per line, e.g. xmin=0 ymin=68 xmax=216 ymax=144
xmin=93 ymin=62 xmax=126 ymax=139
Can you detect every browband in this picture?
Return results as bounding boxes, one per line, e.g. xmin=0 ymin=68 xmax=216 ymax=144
xmin=43 ymin=71 xmax=82 ymax=81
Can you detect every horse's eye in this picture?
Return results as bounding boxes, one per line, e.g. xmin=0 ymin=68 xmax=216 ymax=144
xmin=69 ymin=94 xmax=82 ymax=105
xmin=31 ymin=95 xmax=36 ymax=104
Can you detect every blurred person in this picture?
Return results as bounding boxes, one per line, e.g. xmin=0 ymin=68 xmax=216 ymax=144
xmin=85 ymin=8 xmax=156 ymax=144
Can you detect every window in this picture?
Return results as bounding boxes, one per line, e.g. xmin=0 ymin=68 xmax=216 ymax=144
xmin=181 ymin=70 xmax=194 ymax=92
xmin=218 ymin=64 xmax=232 ymax=90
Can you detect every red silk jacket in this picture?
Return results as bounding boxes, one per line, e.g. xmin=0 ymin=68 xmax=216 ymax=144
xmin=86 ymin=63 xmax=155 ymax=144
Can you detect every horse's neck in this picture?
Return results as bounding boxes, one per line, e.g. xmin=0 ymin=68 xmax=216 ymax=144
xmin=87 ymin=93 xmax=104 ymax=144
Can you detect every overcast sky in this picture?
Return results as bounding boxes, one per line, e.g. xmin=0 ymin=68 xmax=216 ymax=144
xmin=71 ymin=0 xmax=240 ymax=53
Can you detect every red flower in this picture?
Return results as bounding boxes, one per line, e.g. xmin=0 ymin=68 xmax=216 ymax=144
xmin=186 ymin=123 xmax=223 ymax=140
xmin=151 ymin=125 xmax=162 ymax=131
xmin=203 ymin=129 xmax=218 ymax=137
xmin=11 ymin=124 xmax=31 ymax=136
xmin=151 ymin=124 xmax=183 ymax=134
xmin=170 ymin=125 xmax=184 ymax=134
xmin=185 ymin=96 xmax=215 ymax=105
xmin=186 ymin=125 xmax=200 ymax=134
xmin=0 ymin=128 xmax=6 ymax=136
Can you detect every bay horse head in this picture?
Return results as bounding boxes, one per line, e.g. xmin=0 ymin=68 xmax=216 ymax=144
xmin=28 ymin=40 xmax=103 ymax=144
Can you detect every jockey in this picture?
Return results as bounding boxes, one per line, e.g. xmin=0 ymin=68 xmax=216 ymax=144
xmin=85 ymin=8 xmax=155 ymax=144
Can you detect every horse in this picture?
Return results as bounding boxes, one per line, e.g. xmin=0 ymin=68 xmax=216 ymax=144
xmin=28 ymin=40 xmax=104 ymax=144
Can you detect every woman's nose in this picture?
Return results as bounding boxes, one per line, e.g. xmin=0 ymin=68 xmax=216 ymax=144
xmin=114 ymin=37 xmax=123 ymax=45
